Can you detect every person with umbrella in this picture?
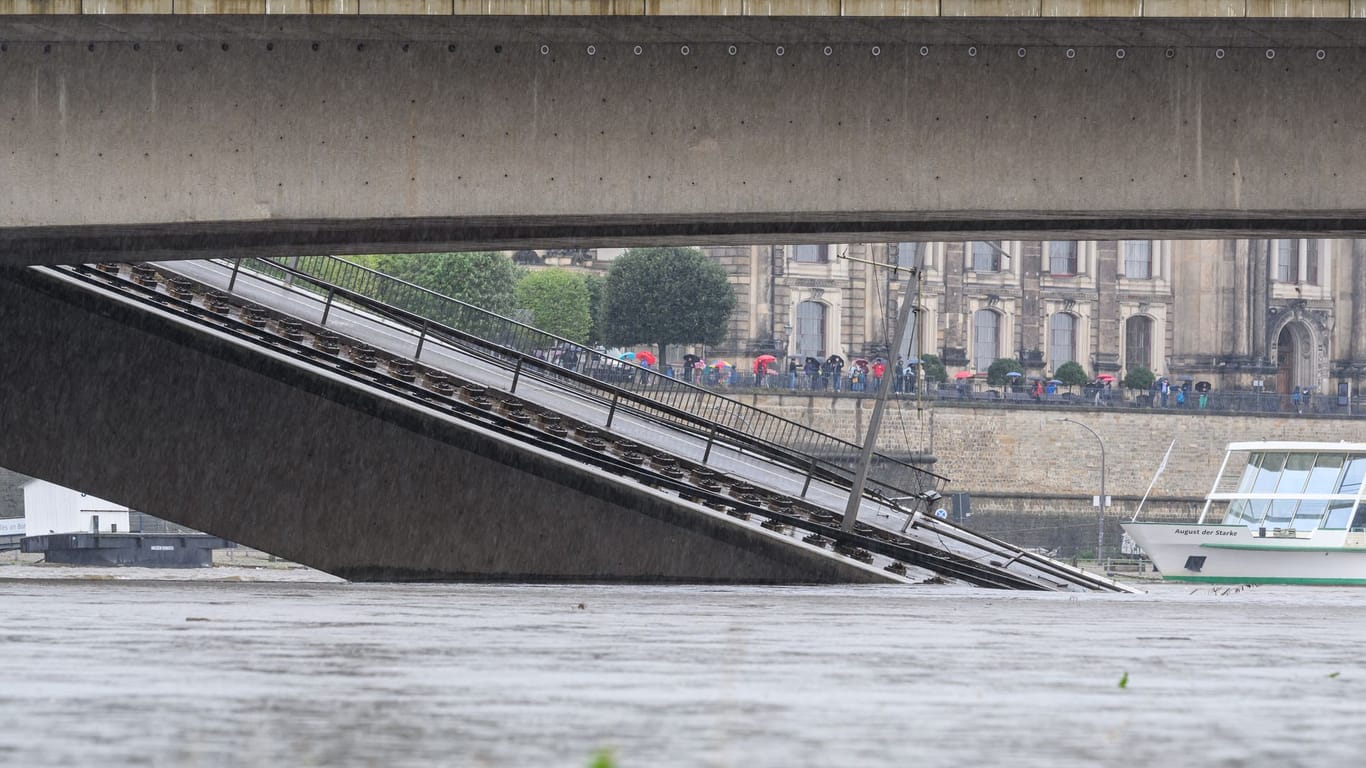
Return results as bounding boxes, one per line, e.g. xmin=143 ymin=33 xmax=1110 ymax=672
xmin=753 ymin=354 xmax=777 ymax=387
xmin=804 ymin=356 xmax=821 ymax=390
xmin=681 ymin=353 xmax=700 ymax=383
xmin=710 ymin=360 xmax=734 ymax=388
xmin=954 ymin=369 xmax=973 ymax=398
xmin=825 ymin=353 xmax=846 ymax=392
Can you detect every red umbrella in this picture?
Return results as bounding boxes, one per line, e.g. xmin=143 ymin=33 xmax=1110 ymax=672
xmin=1096 ymin=373 xmax=1116 ymax=382
xmin=634 ymin=350 xmax=657 ymax=366
xmin=754 ymin=354 xmax=777 ymax=365
xmin=954 ymin=370 xmax=975 ymax=380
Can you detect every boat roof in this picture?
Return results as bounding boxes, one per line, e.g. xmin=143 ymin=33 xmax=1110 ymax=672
xmin=1227 ymin=441 xmax=1366 ymax=453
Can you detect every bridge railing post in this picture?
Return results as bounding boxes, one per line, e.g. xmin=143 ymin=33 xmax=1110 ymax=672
xmin=227 ymin=259 xmax=243 ymax=294
xmin=801 ymin=457 xmax=817 ymax=498
xmin=320 ymin=286 xmax=336 ymax=327
xmin=414 ymin=319 xmax=429 ymax=361
xmin=702 ymin=424 xmax=719 ymax=464
xmin=605 ymin=391 xmax=620 ymax=429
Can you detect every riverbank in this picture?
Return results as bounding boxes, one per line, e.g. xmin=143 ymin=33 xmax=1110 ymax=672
xmin=0 ymin=547 xmax=340 ymax=582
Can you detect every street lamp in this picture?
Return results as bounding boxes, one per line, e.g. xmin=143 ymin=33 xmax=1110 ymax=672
xmin=1057 ymin=417 xmax=1107 ymax=563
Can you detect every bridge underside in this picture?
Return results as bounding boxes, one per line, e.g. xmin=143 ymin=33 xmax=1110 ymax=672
xmin=5 ymin=15 xmax=1366 ymax=264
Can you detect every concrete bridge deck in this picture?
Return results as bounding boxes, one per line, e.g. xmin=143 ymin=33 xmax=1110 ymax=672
xmin=5 ymin=12 xmax=1366 ymax=264
xmin=4 ymin=0 xmax=1366 ymax=17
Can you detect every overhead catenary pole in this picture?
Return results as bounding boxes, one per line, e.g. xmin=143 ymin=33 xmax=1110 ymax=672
xmin=841 ymin=260 xmax=920 ymax=532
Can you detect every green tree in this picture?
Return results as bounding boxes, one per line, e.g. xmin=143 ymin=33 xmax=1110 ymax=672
xmin=1123 ymin=364 xmax=1155 ymax=392
xmin=601 ymin=247 xmax=735 ymax=366
xmin=350 ymin=252 xmax=521 ymax=316
xmin=584 ymin=273 xmax=606 ymax=346
xmin=918 ymin=353 xmax=947 ymax=384
xmin=986 ymin=357 xmax=1024 ymax=387
xmin=515 ymin=269 xmax=592 ymax=343
xmin=1055 ymin=360 xmax=1090 ymax=387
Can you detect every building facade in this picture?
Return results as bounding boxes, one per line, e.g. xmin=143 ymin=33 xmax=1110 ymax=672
xmin=706 ymin=239 xmax=1366 ymax=396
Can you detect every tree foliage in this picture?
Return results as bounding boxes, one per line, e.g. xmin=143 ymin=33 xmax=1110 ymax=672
xmin=918 ymin=353 xmax=948 ymax=384
xmin=515 ymin=269 xmax=592 ymax=343
xmin=1123 ymin=364 xmax=1156 ymax=391
xmin=1055 ymin=361 xmax=1090 ymax=387
xmin=584 ymin=273 xmax=606 ymax=346
xmin=601 ymin=248 xmax=735 ymax=361
xmin=352 ymin=252 xmax=521 ymax=316
xmin=986 ymin=357 xmax=1024 ymax=387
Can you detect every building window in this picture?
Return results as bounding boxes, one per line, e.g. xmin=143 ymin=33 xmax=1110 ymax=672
xmin=1125 ymin=315 xmax=1152 ymax=372
xmin=972 ymin=309 xmax=1000 ymax=371
xmin=793 ymin=244 xmax=827 ymax=264
xmin=795 ymin=300 xmax=826 ymax=359
xmin=1046 ymin=241 xmax=1078 ymax=275
xmin=1123 ymin=240 xmax=1152 ymax=279
xmin=1049 ymin=313 xmax=1076 ymax=371
xmin=1274 ymin=239 xmax=1297 ymax=283
xmin=971 ymin=241 xmax=1002 ymax=272
xmin=894 ymin=242 xmax=924 ymax=269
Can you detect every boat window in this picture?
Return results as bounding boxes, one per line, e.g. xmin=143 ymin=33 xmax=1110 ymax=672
xmin=1251 ymin=453 xmax=1286 ymax=494
xmin=1338 ymin=456 xmax=1366 ymax=496
xmin=1264 ymin=499 xmax=1297 ymax=529
xmin=1305 ymin=453 xmax=1347 ymax=495
xmin=1293 ymin=500 xmax=1327 ymax=531
xmin=1238 ymin=499 xmax=1271 ymax=527
xmin=1219 ymin=500 xmax=1259 ymax=526
xmin=1323 ymin=500 xmax=1356 ymax=530
xmin=1232 ymin=452 xmax=1261 ymax=494
xmin=1277 ymin=453 xmax=1314 ymax=494
xmin=1350 ymin=504 xmax=1366 ymax=533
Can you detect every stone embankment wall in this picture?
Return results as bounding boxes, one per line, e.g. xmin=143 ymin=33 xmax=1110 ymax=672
xmin=741 ymin=394 xmax=1364 ymax=554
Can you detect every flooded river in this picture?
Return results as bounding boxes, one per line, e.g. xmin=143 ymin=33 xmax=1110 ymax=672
xmin=1 ymin=566 xmax=1363 ymax=767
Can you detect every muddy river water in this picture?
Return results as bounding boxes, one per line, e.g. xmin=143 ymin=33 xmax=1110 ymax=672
xmin=1 ymin=567 xmax=1362 ymax=767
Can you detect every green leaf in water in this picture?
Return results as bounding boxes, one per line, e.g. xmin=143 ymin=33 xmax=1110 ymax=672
xmin=588 ymin=748 xmax=617 ymax=768
xmin=1328 ymin=672 xmax=1341 ymax=679
xmin=1118 ymin=671 xmax=1129 ymax=689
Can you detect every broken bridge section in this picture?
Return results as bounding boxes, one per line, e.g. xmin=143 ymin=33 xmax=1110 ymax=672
xmin=0 ymin=262 xmax=1135 ymax=590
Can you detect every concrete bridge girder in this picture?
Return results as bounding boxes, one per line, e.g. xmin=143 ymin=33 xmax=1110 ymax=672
xmin=3 ymin=16 xmax=1366 ymax=264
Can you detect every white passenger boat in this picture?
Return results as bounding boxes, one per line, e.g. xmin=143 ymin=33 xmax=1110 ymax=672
xmin=1123 ymin=441 xmax=1366 ymax=585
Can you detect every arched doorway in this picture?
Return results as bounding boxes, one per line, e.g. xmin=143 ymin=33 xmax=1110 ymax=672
xmin=1275 ymin=321 xmax=1313 ymax=394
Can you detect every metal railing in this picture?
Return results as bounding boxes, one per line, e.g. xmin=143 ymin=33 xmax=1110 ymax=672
xmin=225 ymin=255 xmax=948 ymax=502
